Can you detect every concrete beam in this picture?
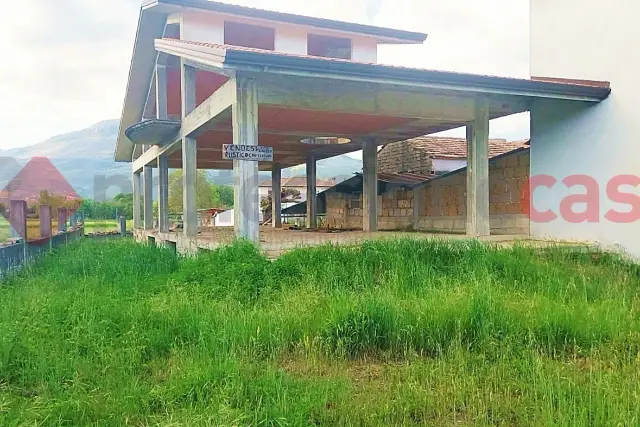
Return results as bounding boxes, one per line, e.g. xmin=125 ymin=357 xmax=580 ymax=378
xmin=233 ymin=77 xmax=260 ymax=241
xmin=132 ymin=77 xmax=235 ymax=174
xmin=362 ymin=138 xmax=378 ymax=232
xmin=182 ymin=79 xmax=235 ymax=137
xmin=132 ymin=171 xmax=142 ymax=229
xmin=182 ymin=60 xmax=198 ymax=237
xmin=257 ymin=76 xmax=478 ymax=120
xmin=306 ymin=155 xmax=317 ymax=229
xmin=466 ymin=97 xmax=490 ymax=237
xmin=272 ymin=164 xmax=282 ymax=228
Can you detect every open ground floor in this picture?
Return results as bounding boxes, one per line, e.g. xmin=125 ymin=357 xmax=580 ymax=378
xmin=135 ymin=227 xmax=565 ymax=258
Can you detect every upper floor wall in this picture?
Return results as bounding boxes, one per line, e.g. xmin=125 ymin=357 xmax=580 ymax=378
xmin=177 ymin=10 xmax=381 ymax=62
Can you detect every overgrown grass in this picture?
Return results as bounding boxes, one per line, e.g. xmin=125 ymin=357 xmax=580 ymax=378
xmin=1 ymin=238 xmax=639 ymax=426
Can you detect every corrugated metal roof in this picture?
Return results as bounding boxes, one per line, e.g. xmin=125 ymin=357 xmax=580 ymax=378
xmin=377 ymin=172 xmax=434 ymax=185
xmin=259 ymin=176 xmax=336 ymax=188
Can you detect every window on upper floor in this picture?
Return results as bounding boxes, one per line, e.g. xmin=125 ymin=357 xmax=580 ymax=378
xmin=224 ymin=21 xmax=275 ymax=50
xmin=307 ymin=34 xmax=352 ymax=59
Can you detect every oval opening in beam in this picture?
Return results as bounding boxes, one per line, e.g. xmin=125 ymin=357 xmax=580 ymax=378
xmin=300 ymin=137 xmax=352 ymax=145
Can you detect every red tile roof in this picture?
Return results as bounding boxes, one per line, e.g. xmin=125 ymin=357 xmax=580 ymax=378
xmin=398 ymin=136 xmax=530 ymax=160
xmin=260 ymin=176 xmax=336 ymax=188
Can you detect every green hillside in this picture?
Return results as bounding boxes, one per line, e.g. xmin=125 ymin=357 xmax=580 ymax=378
xmin=1 ymin=239 xmax=639 ymax=425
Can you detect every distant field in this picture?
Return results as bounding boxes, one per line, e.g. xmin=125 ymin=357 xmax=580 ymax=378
xmin=83 ymin=219 xmax=133 ymax=234
xmin=0 ymin=219 xmax=132 ymax=243
xmin=0 ymin=238 xmax=639 ymax=425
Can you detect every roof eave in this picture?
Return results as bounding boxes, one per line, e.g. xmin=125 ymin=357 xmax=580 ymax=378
xmin=114 ymin=7 xmax=167 ymax=163
xmin=223 ymin=50 xmax=611 ymax=102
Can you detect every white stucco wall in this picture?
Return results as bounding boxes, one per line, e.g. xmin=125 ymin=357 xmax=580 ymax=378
xmin=181 ymin=12 xmax=225 ymax=44
xmin=274 ymin=26 xmax=308 ymax=55
xmin=530 ymin=0 xmax=640 ymax=255
xmin=351 ymin=37 xmax=378 ymax=62
xmin=179 ymin=10 xmax=379 ymax=60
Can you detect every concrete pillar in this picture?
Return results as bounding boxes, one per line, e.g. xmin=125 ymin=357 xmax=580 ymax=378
xmin=133 ymin=171 xmax=142 ymax=229
xmin=9 ymin=200 xmax=27 ymax=240
xmin=57 ymin=209 xmax=68 ymax=233
xmin=181 ymin=60 xmax=198 ymax=237
xmin=272 ymin=165 xmax=282 ymax=228
xmin=39 ymin=205 xmax=52 ymax=239
xmin=156 ymin=62 xmax=170 ymax=234
xmin=158 ymin=155 xmax=169 ymax=233
xmin=232 ymin=77 xmax=260 ymax=241
xmin=143 ymin=166 xmax=153 ymax=230
xmin=306 ymin=155 xmax=317 ymax=229
xmin=362 ymin=137 xmax=378 ymax=232
xmin=466 ymin=97 xmax=491 ymax=237
xmin=70 ymin=212 xmax=78 ymax=229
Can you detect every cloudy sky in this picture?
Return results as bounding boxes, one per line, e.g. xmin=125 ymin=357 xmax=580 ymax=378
xmin=0 ymin=0 xmax=530 ymax=151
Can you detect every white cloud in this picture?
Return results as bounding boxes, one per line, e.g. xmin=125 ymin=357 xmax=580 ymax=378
xmin=0 ymin=0 xmax=530 ymax=150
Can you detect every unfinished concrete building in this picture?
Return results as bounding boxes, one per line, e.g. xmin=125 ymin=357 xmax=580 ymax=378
xmin=115 ymin=0 xmax=611 ymax=254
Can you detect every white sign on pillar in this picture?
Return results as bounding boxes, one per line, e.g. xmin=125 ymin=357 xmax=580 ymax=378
xmin=222 ymin=144 xmax=274 ymax=162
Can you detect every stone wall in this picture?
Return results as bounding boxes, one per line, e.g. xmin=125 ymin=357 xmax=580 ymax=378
xmin=325 ymin=148 xmax=531 ymax=235
xmin=377 ymin=140 xmax=433 ymax=175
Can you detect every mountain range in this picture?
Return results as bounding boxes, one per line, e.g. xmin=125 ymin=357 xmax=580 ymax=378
xmin=0 ymin=120 xmax=363 ymax=200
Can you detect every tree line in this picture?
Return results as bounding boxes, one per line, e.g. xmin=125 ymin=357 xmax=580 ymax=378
xmin=78 ymin=171 xmax=234 ymax=220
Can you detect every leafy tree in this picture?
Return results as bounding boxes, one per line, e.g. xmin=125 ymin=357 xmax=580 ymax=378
xmin=76 ymin=194 xmax=134 ymax=220
xmin=168 ymin=170 xmax=215 ymax=213
xmin=212 ymin=184 xmax=234 ymax=209
xmin=37 ymin=190 xmax=81 ymax=217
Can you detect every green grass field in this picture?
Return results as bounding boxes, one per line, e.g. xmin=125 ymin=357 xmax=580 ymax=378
xmin=1 ymin=238 xmax=639 ymax=426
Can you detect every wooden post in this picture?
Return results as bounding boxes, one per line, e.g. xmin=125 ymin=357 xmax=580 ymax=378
xmin=181 ymin=59 xmax=198 ymax=237
xmin=306 ymin=155 xmax=317 ymax=229
xmin=272 ymin=164 xmax=282 ymax=228
xmin=466 ymin=97 xmax=491 ymax=237
xmin=362 ymin=137 xmax=378 ymax=232
xmin=39 ymin=205 xmax=52 ymax=239
xmin=9 ymin=200 xmax=27 ymax=240
xmin=57 ymin=209 xmax=68 ymax=233
xmin=232 ymin=77 xmax=260 ymax=241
